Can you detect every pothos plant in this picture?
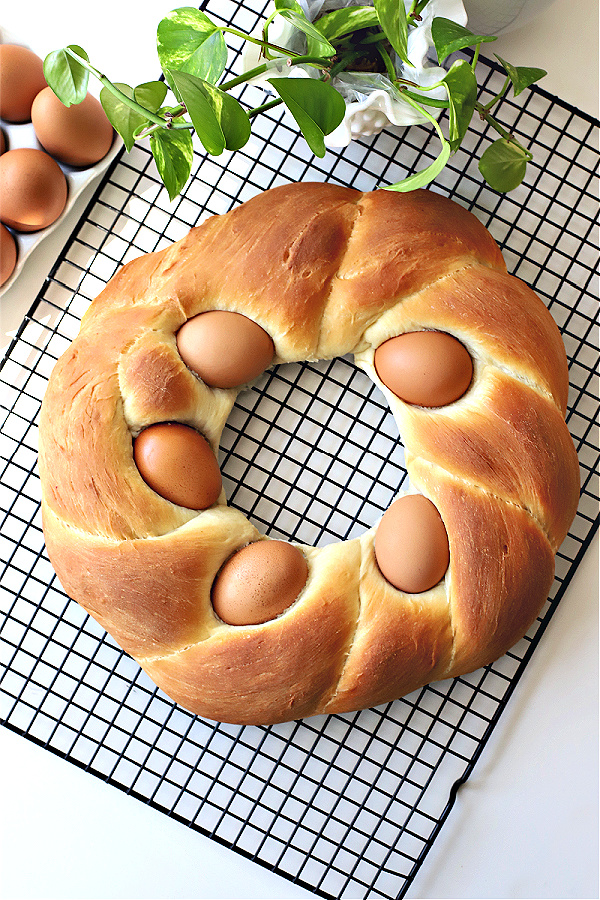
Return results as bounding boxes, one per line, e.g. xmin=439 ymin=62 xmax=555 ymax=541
xmin=43 ymin=1 xmax=547 ymax=200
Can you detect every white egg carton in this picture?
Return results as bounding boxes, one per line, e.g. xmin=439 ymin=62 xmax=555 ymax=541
xmin=0 ymin=28 xmax=123 ymax=297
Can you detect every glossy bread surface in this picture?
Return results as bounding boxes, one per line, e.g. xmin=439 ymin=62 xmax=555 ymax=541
xmin=38 ymin=183 xmax=580 ymax=724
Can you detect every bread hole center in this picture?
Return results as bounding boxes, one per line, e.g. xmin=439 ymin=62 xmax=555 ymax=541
xmin=218 ymin=354 xmax=408 ymax=548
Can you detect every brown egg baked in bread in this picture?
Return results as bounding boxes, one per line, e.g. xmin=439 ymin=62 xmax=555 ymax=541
xmin=37 ymin=182 xmax=580 ymax=725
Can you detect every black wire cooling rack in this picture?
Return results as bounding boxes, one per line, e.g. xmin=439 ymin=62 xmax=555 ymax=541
xmin=1 ymin=3 xmax=599 ymax=898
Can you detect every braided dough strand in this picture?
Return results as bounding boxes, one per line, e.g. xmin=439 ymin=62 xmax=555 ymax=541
xmin=38 ymin=183 xmax=580 ymax=725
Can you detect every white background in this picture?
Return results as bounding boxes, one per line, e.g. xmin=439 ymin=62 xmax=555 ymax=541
xmin=1 ymin=1 xmax=598 ymax=898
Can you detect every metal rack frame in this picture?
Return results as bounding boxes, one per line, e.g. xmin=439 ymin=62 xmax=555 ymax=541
xmin=1 ymin=2 xmax=598 ymax=897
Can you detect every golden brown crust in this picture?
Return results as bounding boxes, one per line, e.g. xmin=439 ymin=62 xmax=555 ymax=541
xmin=140 ymin=541 xmax=361 ymax=725
xmin=324 ymin=531 xmax=453 ymax=715
xmin=41 ymin=505 xmax=260 ymax=657
xmin=319 ymin=188 xmax=506 ymax=358
xmin=394 ymin=370 xmax=579 ymax=549
xmin=408 ymin=458 xmax=557 ymax=675
xmin=38 ymin=182 xmax=580 ymax=725
xmin=360 ymin=266 xmax=571 ymax=412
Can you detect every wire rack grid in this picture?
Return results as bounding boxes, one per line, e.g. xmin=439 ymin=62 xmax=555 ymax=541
xmin=1 ymin=2 xmax=599 ymax=898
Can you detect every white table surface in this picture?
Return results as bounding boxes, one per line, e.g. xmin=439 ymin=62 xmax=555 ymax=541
xmin=1 ymin=2 xmax=598 ymax=898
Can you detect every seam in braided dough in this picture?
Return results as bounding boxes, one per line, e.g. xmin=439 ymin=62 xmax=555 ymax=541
xmin=357 ymin=268 xmax=561 ymax=408
xmin=138 ymin=541 xmax=367 ymax=722
xmin=38 ymin=183 xmax=580 ymax=725
xmin=409 ymin=453 xmax=556 ymax=549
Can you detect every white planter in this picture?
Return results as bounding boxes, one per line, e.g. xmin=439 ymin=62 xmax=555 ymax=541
xmin=241 ymin=0 xmax=467 ymax=147
xmin=323 ymin=70 xmax=450 ymax=146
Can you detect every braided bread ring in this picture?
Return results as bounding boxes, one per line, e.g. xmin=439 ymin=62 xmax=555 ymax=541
xmin=38 ymin=183 xmax=580 ymax=725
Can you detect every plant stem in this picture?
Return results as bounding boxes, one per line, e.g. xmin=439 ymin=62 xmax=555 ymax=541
xmin=414 ymin=0 xmax=432 ymax=16
xmin=261 ymin=10 xmax=279 ymax=59
xmin=327 ymin=50 xmax=364 ymax=80
xmin=221 ymin=55 xmax=332 ymax=93
xmin=480 ymin=76 xmax=511 ymax=112
xmin=64 ymin=47 xmax=187 ymax=130
xmin=221 ymin=26 xmax=304 ymax=58
xmin=395 ymin=77 xmax=449 ymax=106
xmin=377 ymin=43 xmax=397 ymax=81
xmin=400 ymin=85 xmax=447 ymax=143
xmin=136 ymin=117 xmax=194 ymax=140
xmin=408 ymin=0 xmax=432 ymax=20
xmin=221 ymin=64 xmax=269 ymax=91
xmin=248 ymin=97 xmax=284 ymax=118
xmin=360 ymin=31 xmax=391 ymax=45
xmin=476 ymin=103 xmax=533 ymax=158
xmin=401 ymin=88 xmax=449 ymax=108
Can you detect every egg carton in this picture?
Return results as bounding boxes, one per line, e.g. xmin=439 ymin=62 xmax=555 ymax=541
xmin=0 ymin=28 xmax=122 ymax=298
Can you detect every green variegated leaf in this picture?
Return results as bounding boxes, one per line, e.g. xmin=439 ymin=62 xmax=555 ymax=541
xmin=479 ymin=138 xmax=528 ymax=191
xmin=134 ymin=81 xmax=168 ymax=114
xmin=157 ymin=7 xmax=228 ymax=85
xmin=373 ymin=0 xmax=411 ymax=67
xmin=168 ymin=69 xmax=225 ymax=155
xmin=274 ymin=0 xmax=336 ymax=56
xmin=495 ymin=55 xmax=547 ymax=96
xmin=267 ymin=77 xmax=345 ymax=157
xmin=443 ymin=59 xmax=477 ymax=150
xmin=314 ymin=6 xmax=380 ymax=42
xmin=196 ymin=80 xmax=251 ymax=151
xmin=168 ymin=70 xmax=251 ymax=155
xmin=100 ymin=83 xmax=149 ymax=151
xmin=385 ymin=139 xmax=452 ymax=191
xmin=432 ymin=18 xmax=496 ymax=64
xmin=43 ymin=45 xmax=89 ymax=105
xmin=150 ymin=127 xmax=194 ymax=201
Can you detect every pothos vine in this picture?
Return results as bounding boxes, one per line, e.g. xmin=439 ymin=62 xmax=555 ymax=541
xmin=43 ymin=1 xmax=547 ymax=199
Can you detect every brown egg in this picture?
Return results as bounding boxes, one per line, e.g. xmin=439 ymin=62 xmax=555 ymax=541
xmin=177 ymin=310 xmax=275 ymax=389
xmin=212 ymin=540 xmax=309 ymax=626
xmin=374 ymin=330 xmax=473 ymax=407
xmin=0 ymin=224 xmax=17 ymax=287
xmin=0 ymin=44 xmax=47 ymax=122
xmin=0 ymin=148 xmax=68 ymax=233
xmin=32 ymin=87 xmax=114 ymax=167
xmin=133 ymin=422 xmax=222 ymax=510
xmin=374 ymin=494 xmax=450 ymax=593
xmin=0 ymin=129 xmax=6 ymax=155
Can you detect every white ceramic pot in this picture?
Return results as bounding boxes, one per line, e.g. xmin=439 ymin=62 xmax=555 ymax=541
xmin=462 ymin=0 xmax=559 ymax=35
